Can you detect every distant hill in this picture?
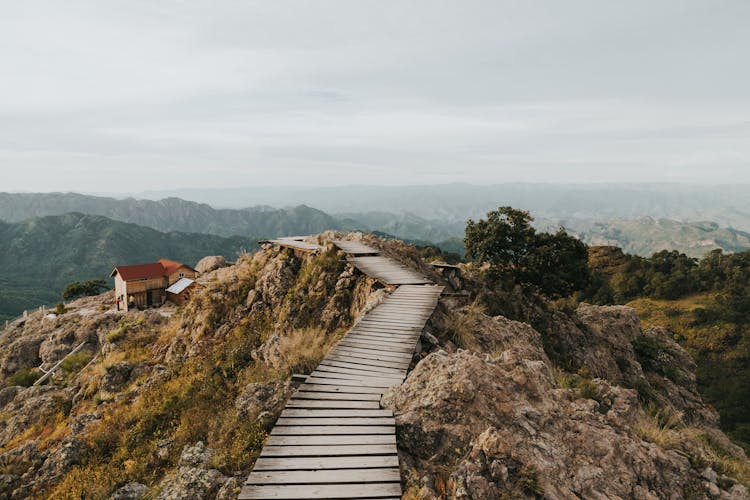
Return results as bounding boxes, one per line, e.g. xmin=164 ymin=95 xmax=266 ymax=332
xmin=3 ymin=191 xmax=750 ymax=259
xmin=0 ymin=192 xmax=341 ymax=238
xmin=131 ymin=183 xmax=750 ymax=232
xmin=543 ymin=217 xmax=750 ymax=258
xmin=0 ymin=213 xmax=258 ymax=321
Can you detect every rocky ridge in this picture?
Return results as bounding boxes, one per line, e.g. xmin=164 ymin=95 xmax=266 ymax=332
xmin=0 ymin=232 xmax=746 ymax=498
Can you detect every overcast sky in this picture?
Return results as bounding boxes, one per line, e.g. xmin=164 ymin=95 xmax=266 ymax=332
xmin=1 ymin=0 xmax=749 ymax=192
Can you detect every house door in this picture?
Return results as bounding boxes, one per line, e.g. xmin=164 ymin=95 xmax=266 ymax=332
xmin=146 ymin=290 xmax=153 ymax=306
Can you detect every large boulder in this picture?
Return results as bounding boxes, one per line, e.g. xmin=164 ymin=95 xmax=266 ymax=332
xmin=155 ymin=442 xmax=229 ymax=500
xmin=195 ymin=256 xmax=227 ymax=274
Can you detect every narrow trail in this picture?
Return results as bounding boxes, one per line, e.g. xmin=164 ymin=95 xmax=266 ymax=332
xmin=238 ymin=240 xmax=443 ymax=499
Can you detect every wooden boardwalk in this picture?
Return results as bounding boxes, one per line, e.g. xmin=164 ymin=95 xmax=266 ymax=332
xmin=261 ymin=237 xmax=323 ymax=254
xmin=347 ymin=256 xmax=432 ymax=285
xmin=332 ymin=240 xmax=380 ymax=256
xmin=239 ymin=240 xmax=443 ymax=499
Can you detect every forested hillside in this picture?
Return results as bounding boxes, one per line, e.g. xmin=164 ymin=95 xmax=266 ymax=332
xmin=585 ymin=246 xmax=750 ymax=451
xmin=0 ymin=213 xmax=258 ymax=321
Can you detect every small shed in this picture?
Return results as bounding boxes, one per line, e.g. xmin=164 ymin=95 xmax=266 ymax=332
xmin=165 ymin=278 xmax=201 ymax=305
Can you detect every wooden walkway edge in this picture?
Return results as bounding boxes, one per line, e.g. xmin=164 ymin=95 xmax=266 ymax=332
xmin=239 ymin=239 xmax=443 ymax=499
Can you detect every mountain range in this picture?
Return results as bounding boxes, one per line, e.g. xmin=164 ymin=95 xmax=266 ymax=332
xmin=3 ymin=190 xmax=750 ymax=319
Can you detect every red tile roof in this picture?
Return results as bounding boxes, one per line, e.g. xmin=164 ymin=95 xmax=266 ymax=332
xmin=110 ymin=259 xmax=196 ymax=281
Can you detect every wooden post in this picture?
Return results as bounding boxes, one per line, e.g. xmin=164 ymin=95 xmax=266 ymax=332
xmin=33 ymin=342 xmax=87 ymax=386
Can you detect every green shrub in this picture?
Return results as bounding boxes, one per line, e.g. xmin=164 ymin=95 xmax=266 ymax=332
xmin=6 ymin=367 xmax=41 ymax=387
xmin=60 ymin=351 xmax=91 ymax=374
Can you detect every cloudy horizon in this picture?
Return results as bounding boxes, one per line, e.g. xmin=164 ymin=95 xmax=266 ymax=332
xmin=1 ymin=1 xmax=749 ymax=192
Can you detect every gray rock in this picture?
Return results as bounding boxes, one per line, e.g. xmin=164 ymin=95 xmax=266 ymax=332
xmin=110 ymin=482 xmax=148 ymax=499
xmin=0 ymin=386 xmax=21 ymax=408
xmin=196 ymin=256 xmax=227 ymax=274
xmin=100 ymin=362 xmax=133 ymax=392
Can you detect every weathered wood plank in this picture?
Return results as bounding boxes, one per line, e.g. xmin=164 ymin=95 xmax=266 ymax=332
xmin=281 ymin=409 xmax=392 ymax=418
xmin=303 ymin=376 xmax=397 ymax=388
xmin=313 ymin=365 xmax=405 ymax=380
xmin=285 ymin=399 xmax=381 ymax=409
xmin=270 ymin=425 xmax=395 ymax=435
xmin=246 ymin=467 xmax=401 ymax=485
xmin=292 ymin=391 xmax=381 ymax=401
xmin=275 ymin=417 xmax=395 ymax=427
xmin=297 ymin=383 xmax=389 ymax=395
xmin=318 ymin=359 xmax=406 ymax=374
xmin=239 ymin=482 xmax=402 ymax=499
xmin=252 ymin=455 xmax=400 ymax=471
xmin=260 ymin=444 xmax=397 ymax=457
xmin=323 ymin=353 xmax=409 ymax=370
xmin=331 ymin=346 xmax=413 ymax=361
xmin=266 ymin=434 xmax=396 ymax=446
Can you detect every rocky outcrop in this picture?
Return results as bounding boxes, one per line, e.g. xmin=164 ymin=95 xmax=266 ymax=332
xmin=195 ymin=255 xmax=228 ymax=274
xmin=155 ymin=442 xmax=233 ymax=500
xmin=385 ymin=305 xmax=749 ymax=499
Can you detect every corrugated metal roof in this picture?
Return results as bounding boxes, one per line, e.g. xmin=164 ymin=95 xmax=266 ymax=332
xmin=166 ymin=278 xmax=195 ymax=295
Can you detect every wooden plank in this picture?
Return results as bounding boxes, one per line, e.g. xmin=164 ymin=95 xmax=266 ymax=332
xmin=345 ymin=332 xmax=416 ymax=343
xmin=292 ymin=391 xmax=381 ymax=401
xmin=331 ymin=346 xmax=413 ymax=361
xmin=281 ymin=409 xmax=392 ymax=418
xmin=298 ymin=383 xmax=389 ymax=395
xmin=324 ymin=354 xmax=409 ymax=370
xmin=252 ymin=455 xmax=400 ymax=470
xmin=313 ymin=365 xmax=404 ymax=380
xmin=275 ymin=417 xmax=395 ymax=426
xmin=337 ymin=340 xmax=415 ymax=353
xmin=260 ymin=444 xmax=397 ymax=456
xmin=332 ymin=345 xmax=413 ymax=359
xmin=319 ymin=359 xmax=406 ymax=374
xmin=286 ymin=399 xmax=381 ymax=409
xmin=246 ymin=467 xmax=401 ymax=485
xmin=304 ymin=376 xmax=398 ymax=388
xmin=339 ymin=337 xmax=415 ymax=349
xmin=270 ymin=425 xmax=395 ymax=435
xmin=266 ymin=434 xmax=396 ymax=446
xmin=239 ymin=482 xmax=401 ymax=499
xmin=348 ymin=326 xmax=420 ymax=336
xmin=326 ymin=352 xmax=412 ymax=368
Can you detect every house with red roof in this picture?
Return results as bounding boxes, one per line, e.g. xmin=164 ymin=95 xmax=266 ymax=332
xmin=110 ymin=259 xmax=198 ymax=311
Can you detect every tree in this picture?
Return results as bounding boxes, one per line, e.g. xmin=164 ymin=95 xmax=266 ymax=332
xmin=465 ymin=207 xmax=536 ymax=283
xmin=464 ymin=207 xmax=590 ymax=297
xmin=62 ymin=279 xmax=109 ymax=300
xmin=523 ymin=229 xmax=591 ymax=297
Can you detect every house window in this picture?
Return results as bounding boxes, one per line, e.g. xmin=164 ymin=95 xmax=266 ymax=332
xmin=179 ymin=272 xmax=185 ymax=278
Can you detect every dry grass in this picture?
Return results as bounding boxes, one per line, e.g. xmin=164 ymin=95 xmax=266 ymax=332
xmin=276 ymin=327 xmax=344 ymax=375
xmin=443 ymin=299 xmax=486 ymax=348
xmin=633 ymin=404 xmax=684 ymax=449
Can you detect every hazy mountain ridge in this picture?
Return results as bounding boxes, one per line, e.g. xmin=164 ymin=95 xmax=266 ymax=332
xmin=6 ymin=191 xmax=750 ymax=259
xmin=0 ymin=213 xmax=258 ymax=322
xmin=0 ymin=193 xmax=340 ymax=238
xmin=131 ymin=183 xmax=750 ymax=231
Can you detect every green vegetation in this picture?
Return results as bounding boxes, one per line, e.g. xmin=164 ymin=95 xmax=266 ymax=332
xmin=465 ymin=207 xmax=590 ymax=298
xmin=465 ymin=207 xmax=750 ymax=453
xmin=586 ymin=246 xmax=750 ymax=452
xmin=5 ymin=367 xmax=41 ymax=387
xmin=62 ymin=279 xmax=109 ymax=300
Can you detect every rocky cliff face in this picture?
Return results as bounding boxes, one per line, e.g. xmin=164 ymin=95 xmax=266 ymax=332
xmin=384 ymin=291 xmax=749 ymax=499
